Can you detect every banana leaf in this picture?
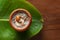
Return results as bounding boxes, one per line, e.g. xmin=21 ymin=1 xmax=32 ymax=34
xmin=0 ymin=0 xmax=43 ymax=40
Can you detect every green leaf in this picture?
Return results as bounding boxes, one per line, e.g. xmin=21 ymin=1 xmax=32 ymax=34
xmin=0 ymin=0 xmax=43 ymax=40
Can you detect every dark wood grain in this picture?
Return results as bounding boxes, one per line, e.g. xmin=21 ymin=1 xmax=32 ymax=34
xmin=27 ymin=0 xmax=60 ymax=40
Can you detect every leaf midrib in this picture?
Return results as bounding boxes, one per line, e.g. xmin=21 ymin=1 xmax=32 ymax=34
xmin=0 ymin=19 xmax=9 ymax=21
xmin=0 ymin=19 xmax=40 ymax=21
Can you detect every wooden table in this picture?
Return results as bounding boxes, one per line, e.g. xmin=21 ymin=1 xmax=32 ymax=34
xmin=28 ymin=0 xmax=60 ymax=40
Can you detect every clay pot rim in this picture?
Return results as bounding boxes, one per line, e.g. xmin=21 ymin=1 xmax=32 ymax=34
xmin=9 ymin=8 xmax=32 ymax=32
